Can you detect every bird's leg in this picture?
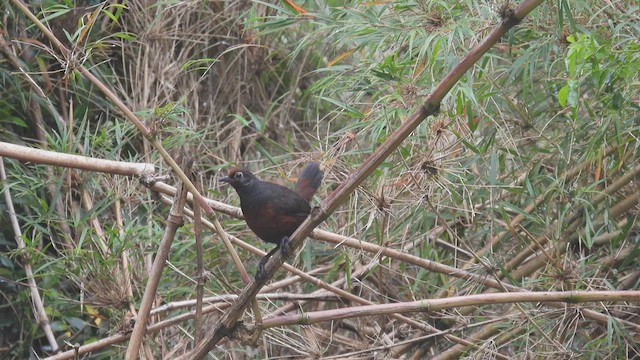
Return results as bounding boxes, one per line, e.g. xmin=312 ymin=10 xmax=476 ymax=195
xmin=255 ymin=236 xmax=293 ymax=280
xmin=256 ymin=245 xmax=279 ymax=280
xmin=278 ymin=236 xmax=292 ymax=258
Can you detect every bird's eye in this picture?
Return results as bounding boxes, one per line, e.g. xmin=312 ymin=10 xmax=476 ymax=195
xmin=234 ymin=172 xmax=243 ymax=179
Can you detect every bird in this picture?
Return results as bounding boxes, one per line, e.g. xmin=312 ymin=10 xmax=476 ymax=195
xmin=220 ymin=162 xmax=323 ymax=279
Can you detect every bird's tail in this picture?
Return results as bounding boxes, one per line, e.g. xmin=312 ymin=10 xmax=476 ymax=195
xmin=295 ymin=162 xmax=323 ymax=202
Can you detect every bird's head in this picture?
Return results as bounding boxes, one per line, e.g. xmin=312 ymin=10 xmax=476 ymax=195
xmin=219 ymin=168 xmax=256 ymax=190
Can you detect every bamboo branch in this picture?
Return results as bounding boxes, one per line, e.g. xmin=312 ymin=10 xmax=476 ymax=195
xmin=0 ymin=141 xmax=154 ymax=177
xmin=193 ymin=176 xmax=205 ymax=343
xmin=260 ymin=290 xmax=640 ymax=328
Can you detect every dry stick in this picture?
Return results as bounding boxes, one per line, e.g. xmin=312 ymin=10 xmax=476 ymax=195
xmin=193 ymin=176 xmax=205 ymax=343
xmin=269 ymin=255 xmax=377 ymax=316
xmin=489 ymin=324 xmax=529 ymax=356
xmin=9 ymin=0 xmax=211 ymax=214
xmin=593 ymin=220 xmax=626 ymax=247
xmin=262 ymin=264 xmax=334 ymax=293
xmin=433 ymin=324 xmax=504 ymax=360
xmin=0 ymin=157 xmax=60 ymax=353
xmin=0 ymin=141 xmax=154 ymax=177
xmin=561 ymin=188 xmax=638 ymax=256
xmin=317 ymin=229 xmax=518 ymax=292
xmin=80 ymin=189 xmax=111 ymax=255
xmin=259 ymin=291 xmax=640 ymax=328
xmin=151 ymin=293 xmax=343 ymax=317
xmin=184 ymin=3 xmax=543 ymax=358
xmin=113 ymin=196 xmax=138 ymax=315
xmin=618 ymin=269 xmax=640 ymax=290
xmin=124 ymin=183 xmax=189 ymax=359
xmin=152 ymin=182 xmax=239 ymax=215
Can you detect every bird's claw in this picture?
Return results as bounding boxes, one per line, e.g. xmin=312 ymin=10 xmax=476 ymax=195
xmin=254 ymin=237 xmax=292 ymax=281
xmin=255 ymin=257 xmax=268 ymax=280
xmin=279 ymin=236 xmax=292 ymax=259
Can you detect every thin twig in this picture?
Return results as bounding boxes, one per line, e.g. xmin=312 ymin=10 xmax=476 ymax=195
xmin=193 ymin=175 xmax=205 ymax=343
xmin=112 ymin=194 xmax=137 ymax=315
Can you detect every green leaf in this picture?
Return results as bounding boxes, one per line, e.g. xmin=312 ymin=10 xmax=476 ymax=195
xmin=558 ymin=84 xmax=569 ymax=107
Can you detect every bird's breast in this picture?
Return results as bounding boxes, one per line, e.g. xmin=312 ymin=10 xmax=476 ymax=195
xmin=238 ymin=186 xmax=309 ymax=244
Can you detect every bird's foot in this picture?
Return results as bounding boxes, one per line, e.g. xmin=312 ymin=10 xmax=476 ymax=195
xmin=255 ymin=245 xmax=279 ymax=280
xmin=254 ymin=238 xmax=292 ymax=281
xmin=255 ymin=256 xmax=268 ymax=280
xmin=279 ymin=236 xmax=292 ymax=258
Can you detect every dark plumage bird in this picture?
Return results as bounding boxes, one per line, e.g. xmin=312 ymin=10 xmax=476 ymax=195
xmin=220 ymin=163 xmax=323 ymax=279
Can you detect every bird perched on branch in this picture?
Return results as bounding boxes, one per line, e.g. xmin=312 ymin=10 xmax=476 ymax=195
xmin=220 ymin=162 xmax=323 ymax=279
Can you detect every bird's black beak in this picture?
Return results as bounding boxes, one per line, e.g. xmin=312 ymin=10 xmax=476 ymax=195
xmin=219 ymin=176 xmax=229 ymax=184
